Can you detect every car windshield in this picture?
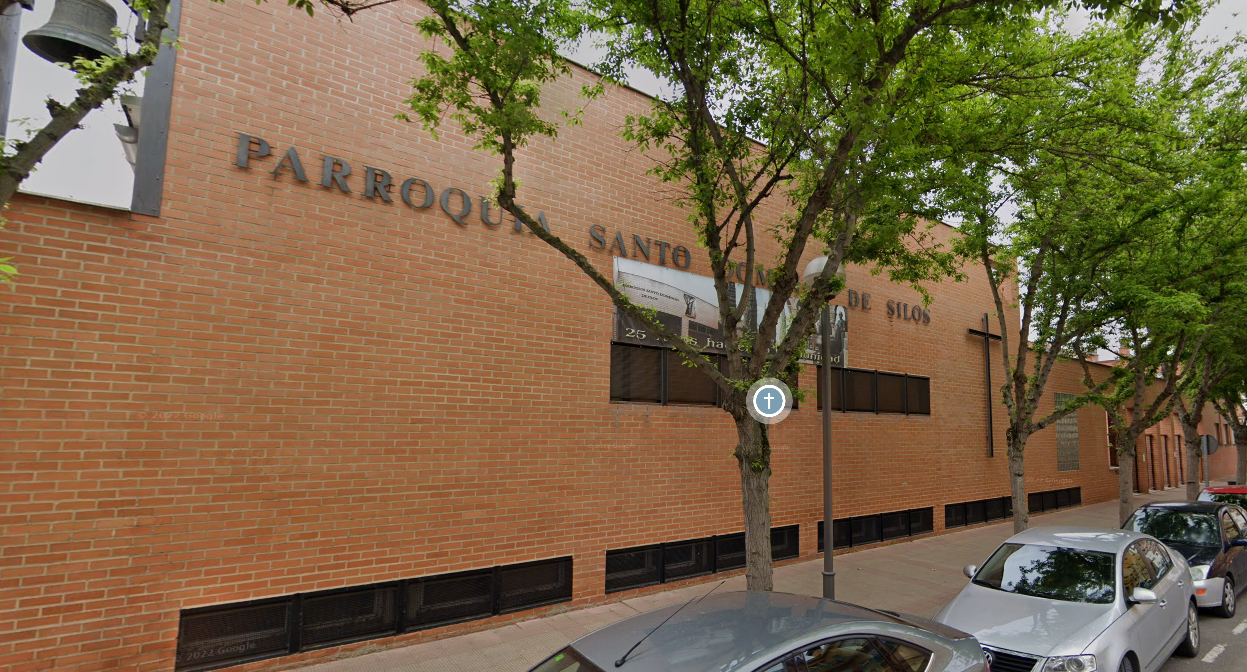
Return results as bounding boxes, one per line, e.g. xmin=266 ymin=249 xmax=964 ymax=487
xmin=1125 ymin=509 xmax=1221 ymax=547
xmin=529 ymin=647 xmax=605 ymax=672
xmin=1199 ymin=492 xmax=1247 ymax=508
xmin=973 ymin=543 xmax=1116 ymax=604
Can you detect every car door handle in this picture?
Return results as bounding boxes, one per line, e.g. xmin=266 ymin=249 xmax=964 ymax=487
xmin=1178 ymin=580 xmax=1185 ymax=587
xmin=1158 ymin=599 xmax=1167 ymax=607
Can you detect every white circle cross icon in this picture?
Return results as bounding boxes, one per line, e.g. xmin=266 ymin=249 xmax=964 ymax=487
xmin=745 ymin=378 xmax=794 ymax=425
xmin=753 ymin=384 xmax=786 ymax=418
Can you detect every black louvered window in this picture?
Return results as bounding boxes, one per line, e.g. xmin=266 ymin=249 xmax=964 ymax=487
xmin=605 ymin=526 xmax=800 ymax=593
xmin=771 ymin=525 xmax=800 ymax=560
xmin=663 ymin=538 xmax=714 ymax=580
xmin=715 ymin=533 xmax=746 ymax=571
xmin=175 ymin=598 xmax=291 ymax=672
xmin=605 ymin=546 xmax=662 ymax=593
xmin=407 ymin=568 xmax=493 ymax=629
xmin=499 ymin=558 xmax=574 ymax=613
xmin=611 ymin=343 xmax=723 ymax=407
xmin=176 ymin=558 xmax=573 ymax=671
xmin=301 ymin=584 xmax=397 ymax=649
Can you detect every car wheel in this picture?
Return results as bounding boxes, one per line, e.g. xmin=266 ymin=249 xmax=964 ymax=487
xmin=1118 ymin=656 xmax=1134 ymax=672
xmin=1177 ymin=600 xmax=1201 ymax=657
xmin=1215 ymin=577 xmax=1236 ymax=618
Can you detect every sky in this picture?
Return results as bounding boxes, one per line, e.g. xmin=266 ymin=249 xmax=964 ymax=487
xmin=6 ymin=0 xmax=1246 ymax=210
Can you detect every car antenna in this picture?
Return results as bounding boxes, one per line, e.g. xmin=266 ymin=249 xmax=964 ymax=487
xmin=614 ymin=580 xmax=726 ymax=668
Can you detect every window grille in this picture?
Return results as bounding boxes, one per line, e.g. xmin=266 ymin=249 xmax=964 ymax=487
xmin=605 ymin=526 xmax=801 ymax=593
xmin=604 ymin=546 xmax=662 ymax=593
xmin=880 ymin=511 xmax=909 ymax=540
xmin=498 ymin=557 xmax=573 ymax=613
xmin=850 ymin=515 xmax=881 ymax=546
xmin=176 ymin=558 xmax=574 ymax=670
xmin=908 ymin=508 xmax=934 ymax=535
xmin=1055 ymin=392 xmax=1081 ymax=471
xmin=407 ymin=568 xmax=493 ymax=630
xmin=662 ymin=538 xmax=714 ymax=581
xmin=714 ymin=533 xmax=747 ymax=572
xmin=175 ymin=598 xmax=291 ymax=672
xmin=770 ymin=525 xmax=800 ymax=560
xmin=301 ymin=584 xmax=397 ymax=649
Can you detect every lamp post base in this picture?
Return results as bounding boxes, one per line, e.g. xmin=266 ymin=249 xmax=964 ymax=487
xmin=821 ymin=570 xmax=836 ymax=600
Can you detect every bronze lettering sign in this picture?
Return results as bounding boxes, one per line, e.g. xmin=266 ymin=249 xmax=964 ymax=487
xmin=232 ymin=133 xmax=551 ymax=233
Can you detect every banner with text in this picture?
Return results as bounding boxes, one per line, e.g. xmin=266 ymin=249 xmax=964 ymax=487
xmin=612 ymin=258 xmax=846 ymax=365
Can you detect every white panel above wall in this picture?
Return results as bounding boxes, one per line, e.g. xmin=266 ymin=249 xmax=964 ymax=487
xmin=10 ymin=0 xmax=142 ymax=209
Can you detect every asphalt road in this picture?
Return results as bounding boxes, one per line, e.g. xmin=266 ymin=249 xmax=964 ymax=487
xmin=1161 ymin=609 xmax=1247 ymax=672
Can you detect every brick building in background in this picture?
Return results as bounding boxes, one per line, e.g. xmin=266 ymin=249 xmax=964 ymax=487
xmin=0 ymin=1 xmax=1238 ymax=671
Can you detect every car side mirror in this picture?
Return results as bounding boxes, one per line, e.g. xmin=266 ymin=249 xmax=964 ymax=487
xmin=963 ymin=565 xmax=977 ymax=579
xmin=1129 ymin=587 xmax=1158 ymax=605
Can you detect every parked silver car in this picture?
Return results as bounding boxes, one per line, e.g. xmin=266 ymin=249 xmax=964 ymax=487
xmin=528 ymin=591 xmax=987 ymax=672
xmin=934 ymin=527 xmax=1199 ymax=672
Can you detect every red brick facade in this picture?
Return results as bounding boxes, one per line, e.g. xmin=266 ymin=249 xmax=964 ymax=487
xmin=0 ymin=1 xmax=1239 ymax=671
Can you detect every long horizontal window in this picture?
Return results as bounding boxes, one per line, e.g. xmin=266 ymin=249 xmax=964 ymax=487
xmin=611 ymin=343 xmax=724 ymax=406
xmin=818 ymin=508 xmax=934 ymax=552
xmin=1029 ymin=487 xmax=1082 ymax=513
xmin=175 ymin=557 xmax=572 ymax=672
xmin=816 ymin=366 xmax=931 ymax=415
xmin=605 ymin=525 xmax=800 ymax=593
xmin=945 ymin=496 xmax=1013 ymax=528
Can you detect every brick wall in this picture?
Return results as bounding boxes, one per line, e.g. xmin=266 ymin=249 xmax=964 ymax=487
xmin=0 ymin=1 xmax=1200 ymax=671
xmin=1138 ymin=411 xmax=1240 ymax=491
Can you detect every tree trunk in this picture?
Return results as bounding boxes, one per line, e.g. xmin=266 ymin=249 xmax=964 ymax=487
xmin=1008 ymin=429 xmax=1030 ymax=533
xmin=1118 ymin=445 xmax=1136 ymax=526
xmin=1183 ymin=423 xmax=1201 ymax=501
xmin=735 ymin=415 xmax=774 ymax=591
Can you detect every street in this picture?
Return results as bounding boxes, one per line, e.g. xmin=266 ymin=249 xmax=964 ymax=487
xmin=1163 ymin=612 xmax=1247 ymax=672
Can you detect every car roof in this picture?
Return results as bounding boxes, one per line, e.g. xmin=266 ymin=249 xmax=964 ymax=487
xmin=570 ymin=591 xmax=908 ymax=672
xmin=1203 ymin=486 xmax=1247 ymax=494
xmin=1137 ymin=502 xmax=1225 ymax=514
xmin=1006 ymin=526 xmax=1146 ymax=553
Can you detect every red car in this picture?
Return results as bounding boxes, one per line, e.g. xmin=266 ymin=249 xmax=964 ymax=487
xmin=1199 ymin=486 xmax=1247 ymax=508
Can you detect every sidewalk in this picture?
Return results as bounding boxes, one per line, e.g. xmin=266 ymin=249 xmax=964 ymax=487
xmin=299 ymin=486 xmax=1196 ymax=672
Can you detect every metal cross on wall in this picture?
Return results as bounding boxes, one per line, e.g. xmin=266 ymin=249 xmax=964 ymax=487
xmin=967 ymin=313 xmax=1002 ymax=457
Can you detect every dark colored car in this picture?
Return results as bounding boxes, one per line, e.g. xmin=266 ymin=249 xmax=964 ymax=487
xmin=1198 ymin=485 xmax=1247 ymax=509
xmin=527 ymin=591 xmax=986 ymax=672
xmin=1124 ymin=502 xmax=1247 ymax=617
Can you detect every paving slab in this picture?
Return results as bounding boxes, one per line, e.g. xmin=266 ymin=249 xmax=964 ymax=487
xmin=297 ymin=486 xmax=1200 ymax=672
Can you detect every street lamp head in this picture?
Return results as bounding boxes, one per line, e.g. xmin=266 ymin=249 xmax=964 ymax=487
xmin=802 ymin=255 xmax=845 ymax=288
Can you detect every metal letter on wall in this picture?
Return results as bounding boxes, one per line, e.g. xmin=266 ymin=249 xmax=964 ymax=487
xmin=131 ymin=0 xmax=185 ymax=216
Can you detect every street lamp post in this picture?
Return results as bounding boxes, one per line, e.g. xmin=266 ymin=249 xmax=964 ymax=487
xmin=819 ymin=302 xmax=835 ymax=600
xmin=803 ymin=256 xmax=843 ymax=601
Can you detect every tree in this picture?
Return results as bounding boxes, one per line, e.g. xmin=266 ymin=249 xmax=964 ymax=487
xmin=1170 ymin=47 xmax=1247 ymax=499
xmin=1177 ymin=319 xmax=1247 ymax=498
xmin=1084 ymin=337 xmax=1192 ymax=526
xmin=1072 ymin=24 xmax=1247 ymax=523
xmin=938 ymin=20 xmax=1191 ymax=532
xmin=404 ymin=0 xmax=1197 ymax=586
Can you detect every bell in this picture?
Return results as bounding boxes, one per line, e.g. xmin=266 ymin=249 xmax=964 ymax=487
xmin=23 ymin=0 xmax=120 ymax=66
